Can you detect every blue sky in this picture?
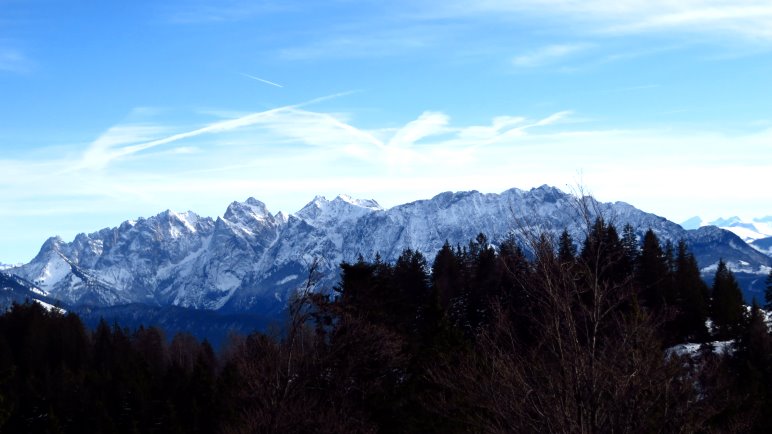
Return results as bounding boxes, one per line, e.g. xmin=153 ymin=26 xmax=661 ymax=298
xmin=1 ymin=0 xmax=771 ymax=264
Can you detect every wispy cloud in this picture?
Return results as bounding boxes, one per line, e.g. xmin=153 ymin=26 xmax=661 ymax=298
xmin=439 ymin=0 xmax=772 ymax=42
xmin=387 ymin=112 xmax=450 ymax=148
xmin=3 ymin=102 xmax=771 ymax=262
xmin=240 ymin=73 xmax=284 ymax=88
xmin=603 ymin=4 xmax=772 ymax=39
xmin=513 ymin=44 xmax=591 ymax=67
xmin=74 ymin=91 xmax=358 ymax=170
xmin=0 ymin=46 xmax=30 ymax=73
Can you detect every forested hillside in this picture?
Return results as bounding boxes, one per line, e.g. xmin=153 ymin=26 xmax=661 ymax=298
xmin=2 ymin=218 xmax=772 ymax=433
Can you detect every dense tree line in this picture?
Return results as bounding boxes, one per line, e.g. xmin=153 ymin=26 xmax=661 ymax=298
xmin=1 ymin=219 xmax=772 ymax=433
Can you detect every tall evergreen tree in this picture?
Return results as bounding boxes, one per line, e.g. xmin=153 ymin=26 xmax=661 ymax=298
xmin=637 ymin=229 xmax=670 ymax=312
xmin=431 ymin=241 xmax=462 ymax=310
xmin=580 ymin=218 xmax=627 ymax=284
xmin=621 ymin=223 xmax=639 ymax=270
xmin=673 ymin=240 xmax=709 ymax=341
xmin=733 ymin=299 xmax=772 ymax=431
xmin=711 ymin=259 xmax=745 ymax=340
xmin=557 ymin=229 xmax=576 ymax=264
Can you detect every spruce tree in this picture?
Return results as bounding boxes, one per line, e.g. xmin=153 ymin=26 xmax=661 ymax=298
xmin=621 ymin=223 xmax=639 ymax=270
xmin=558 ymin=229 xmax=576 ymax=263
xmin=673 ymin=240 xmax=709 ymax=342
xmin=711 ymin=259 xmax=745 ymax=340
xmin=431 ymin=241 xmax=462 ymax=310
xmin=637 ymin=229 xmax=670 ymax=312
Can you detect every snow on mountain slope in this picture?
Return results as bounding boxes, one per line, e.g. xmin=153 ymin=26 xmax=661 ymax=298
xmin=8 ymin=186 xmax=771 ymax=313
xmin=752 ymin=236 xmax=772 ymax=257
xmin=690 ymin=216 xmax=772 ymax=242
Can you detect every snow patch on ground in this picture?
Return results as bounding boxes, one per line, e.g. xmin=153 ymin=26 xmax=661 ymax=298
xmin=668 ymin=340 xmax=735 ymax=357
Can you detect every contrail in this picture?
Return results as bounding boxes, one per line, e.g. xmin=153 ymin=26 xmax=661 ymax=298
xmin=69 ymin=90 xmax=361 ymax=172
xmin=240 ymin=73 xmax=284 ymax=88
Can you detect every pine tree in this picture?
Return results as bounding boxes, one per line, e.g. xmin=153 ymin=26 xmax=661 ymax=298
xmin=711 ymin=259 xmax=745 ymax=340
xmin=637 ymin=229 xmax=670 ymax=312
xmin=621 ymin=223 xmax=639 ymax=270
xmin=557 ymin=229 xmax=576 ymax=263
xmin=673 ymin=240 xmax=709 ymax=341
xmin=733 ymin=299 xmax=772 ymax=430
xmin=580 ymin=218 xmax=627 ymax=284
xmin=431 ymin=241 xmax=462 ymax=310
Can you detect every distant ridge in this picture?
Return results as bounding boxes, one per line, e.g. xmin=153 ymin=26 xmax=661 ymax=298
xmin=6 ymin=186 xmax=770 ymax=317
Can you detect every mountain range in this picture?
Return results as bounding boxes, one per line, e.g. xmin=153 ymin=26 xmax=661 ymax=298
xmin=3 ymin=185 xmax=771 ymax=342
xmin=682 ymin=215 xmax=772 ymax=242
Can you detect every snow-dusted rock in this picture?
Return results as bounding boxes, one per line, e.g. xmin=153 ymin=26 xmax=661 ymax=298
xmin=8 ymin=186 xmax=771 ymax=313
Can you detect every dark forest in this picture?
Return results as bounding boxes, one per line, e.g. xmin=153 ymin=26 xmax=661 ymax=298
xmin=2 ymin=218 xmax=772 ymax=433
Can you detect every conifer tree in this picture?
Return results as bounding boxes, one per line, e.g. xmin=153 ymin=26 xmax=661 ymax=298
xmin=557 ymin=229 xmax=576 ymax=263
xmin=673 ymin=240 xmax=709 ymax=341
xmin=734 ymin=299 xmax=772 ymax=430
xmin=637 ymin=229 xmax=670 ymax=312
xmin=431 ymin=241 xmax=462 ymax=310
xmin=580 ymin=218 xmax=627 ymax=284
xmin=621 ymin=223 xmax=639 ymax=269
xmin=711 ymin=259 xmax=745 ymax=340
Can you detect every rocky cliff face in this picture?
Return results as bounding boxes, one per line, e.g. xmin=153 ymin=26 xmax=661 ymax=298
xmin=10 ymin=186 xmax=772 ymax=313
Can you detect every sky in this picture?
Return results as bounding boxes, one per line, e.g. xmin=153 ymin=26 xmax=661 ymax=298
xmin=1 ymin=0 xmax=771 ymax=264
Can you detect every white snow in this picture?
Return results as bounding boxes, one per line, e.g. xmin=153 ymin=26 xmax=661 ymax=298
xmin=10 ymin=186 xmax=769 ymax=313
xmin=668 ymin=340 xmax=735 ymax=357
xmin=277 ymin=274 xmax=299 ymax=285
xmin=30 ymin=286 xmax=49 ymax=296
xmin=700 ymin=216 xmax=772 ymax=242
xmin=33 ymin=299 xmax=66 ymax=314
xmin=36 ymin=254 xmax=73 ymax=289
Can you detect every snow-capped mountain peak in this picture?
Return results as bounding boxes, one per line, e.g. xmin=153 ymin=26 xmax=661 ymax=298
xmin=334 ymin=194 xmax=383 ymax=211
xmin=700 ymin=216 xmax=772 ymax=242
xmin=709 ymin=216 xmax=742 ymax=227
xmin=224 ymin=197 xmax=273 ymax=226
xmin=296 ymin=194 xmax=382 ymax=226
xmin=274 ymin=211 xmax=288 ymax=225
xmin=6 ymin=186 xmax=771 ymax=315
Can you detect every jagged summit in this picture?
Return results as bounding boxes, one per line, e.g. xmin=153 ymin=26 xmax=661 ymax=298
xmin=335 ymin=194 xmax=382 ymax=211
xmin=6 ymin=186 xmax=770 ymax=315
xmin=295 ymin=193 xmax=383 ymax=226
xmin=224 ymin=197 xmax=273 ymax=224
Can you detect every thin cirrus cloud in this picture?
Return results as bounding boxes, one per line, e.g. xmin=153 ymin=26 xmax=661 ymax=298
xmin=0 ymin=106 xmax=580 ymax=224
xmin=73 ymin=91 xmax=362 ymax=171
xmin=0 ymin=47 xmax=30 ymax=73
xmin=75 ymin=106 xmax=567 ymax=174
xmin=512 ymin=44 xmax=591 ymax=67
xmin=2 ymin=106 xmax=771 ymax=238
xmin=447 ymin=0 xmax=772 ymax=41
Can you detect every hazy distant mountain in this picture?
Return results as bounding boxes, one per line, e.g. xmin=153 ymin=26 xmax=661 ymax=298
xmin=682 ymin=215 xmax=772 ymax=242
xmin=7 ymin=186 xmax=771 ymax=318
xmin=680 ymin=216 xmax=703 ymax=230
